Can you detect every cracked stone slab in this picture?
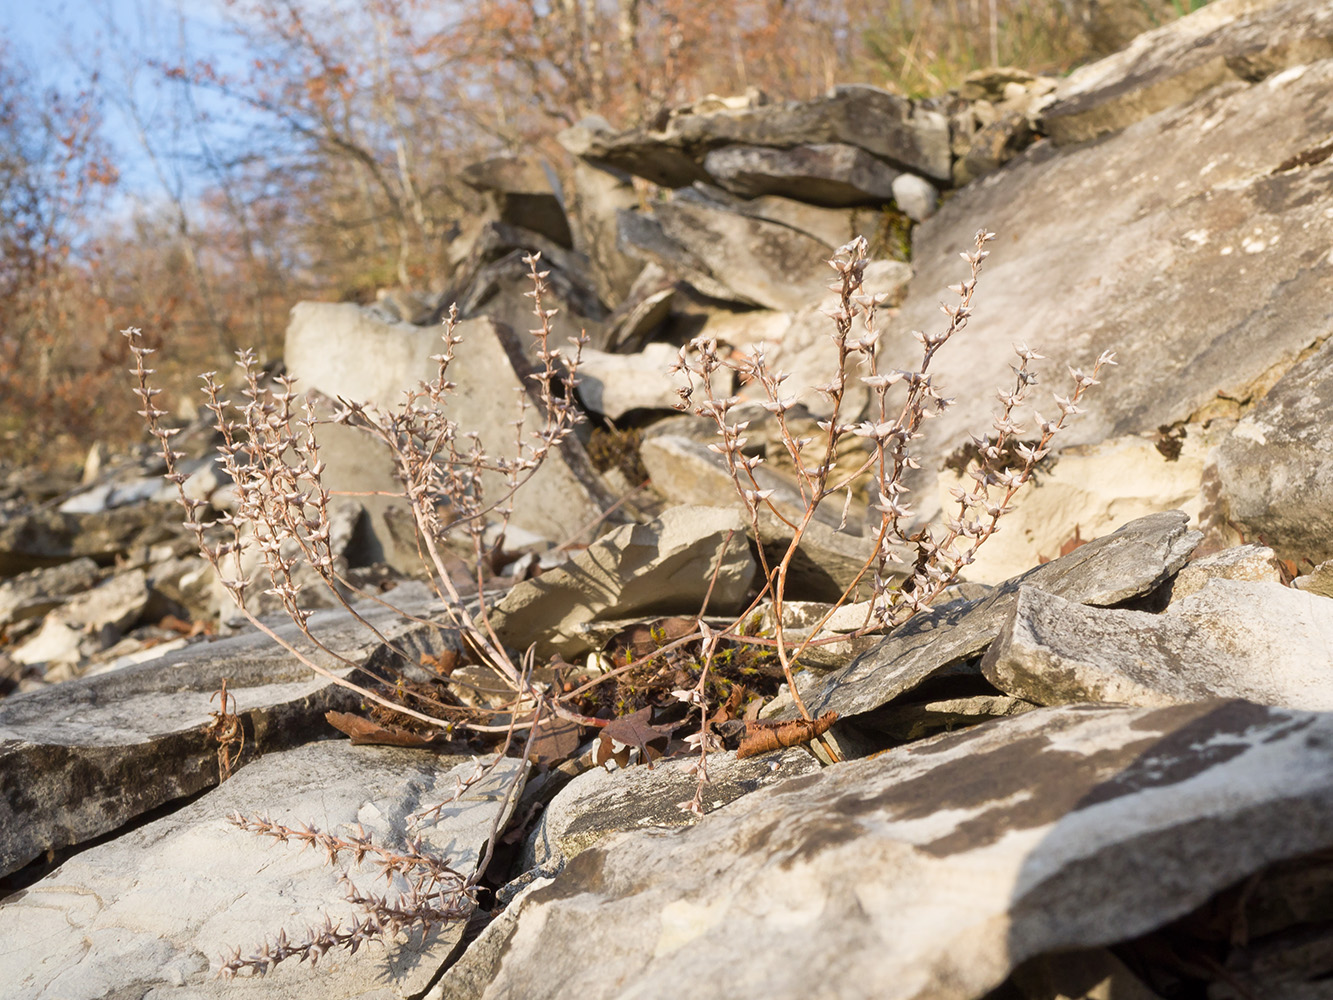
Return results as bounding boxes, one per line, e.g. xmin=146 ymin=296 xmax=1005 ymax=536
xmin=982 ymin=580 xmax=1333 ymax=710
xmin=457 ymin=700 xmax=1333 ymax=1000
xmin=792 ymin=511 xmax=1199 ymax=722
xmin=1043 ymin=0 xmax=1333 ymax=145
xmin=887 ymin=51 xmax=1333 ymax=517
xmin=522 ymin=747 xmax=819 ymax=872
xmin=0 ymin=585 xmax=450 ymax=878
xmin=0 ymin=740 xmax=524 ymax=1000
xmin=488 ymin=505 xmax=757 ymax=659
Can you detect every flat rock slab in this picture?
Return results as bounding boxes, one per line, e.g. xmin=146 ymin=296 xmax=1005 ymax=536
xmin=0 ymin=587 xmax=447 ymax=877
xmin=0 ymin=740 xmax=524 ymax=1000
xmin=489 ymin=505 xmax=756 ymax=659
xmin=1043 ymin=0 xmax=1333 ymax=144
xmin=1215 ymin=336 xmax=1333 ymax=565
xmin=453 ymin=700 xmax=1333 ymax=1000
xmin=794 ymin=511 xmax=1199 ymax=721
xmin=560 ymin=86 xmax=950 ymax=187
xmin=284 ymin=305 xmax=618 ymax=564
xmin=983 ymin=580 xmax=1333 ymax=709
xmin=523 ymin=748 xmax=819 ymax=871
xmin=887 ymin=51 xmax=1333 ymax=487
xmin=703 ymin=143 xmax=900 ymax=206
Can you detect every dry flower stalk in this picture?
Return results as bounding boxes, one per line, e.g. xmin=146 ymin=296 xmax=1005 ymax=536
xmin=128 ymin=228 xmax=1114 ymax=978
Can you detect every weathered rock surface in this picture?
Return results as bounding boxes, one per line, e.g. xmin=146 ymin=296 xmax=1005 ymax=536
xmin=1214 ymin=336 xmax=1333 ymax=565
xmin=489 ymin=505 xmax=757 ymax=658
xmin=0 ymin=586 xmax=448 ymax=878
xmin=523 ymin=747 xmax=818 ymax=872
xmin=0 ymin=740 xmax=523 ymax=1000
xmin=638 ymin=432 xmax=888 ymax=600
xmin=566 ymin=156 xmax=644 ymax=308
xmin=0 ymin=558 xmax=100 ymax=628
xmin=456 ymin=700 xmax=1333 ymax=1000
xmin=460 ymin=155 xmax=572 ymax=247
xmin=562 ymin=86 xmax=951 ymax=186
xmin=1044 ymin=0 xmax=1333 ymax=145
xmin=1169 ymin=542 xmax=1283 ymax=603
xmin=982 ymin=580 xmax=1333 ymax=709
xmin=650 ymin=195 xmax=835 ymax=310
xmin=0 ymin=503 xmax=180 ymax=576
xmin=576 ymin=343 xmax=728 ymax=420
xmin=888 ymin=46 xmax=1333 ymax=535
xmin=284 ymin=305 xmax=619 ymax=565
xmin=796 ymin=511 xmax=1199 ymax=722
xmin=703 ymin=143 xmax=901 ymax=206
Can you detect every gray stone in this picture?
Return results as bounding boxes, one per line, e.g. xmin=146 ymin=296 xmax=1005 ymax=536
xmin=58 ymin=476 xmax=161 ymax=514
xmin=891 ymin=173 xmax=939 ymax=221
xmin=576 ymin=343 xmax=730 ymax=420
xmin=885 ymin=53 xmax=1333 ymax=499
xmin=1044 ymin=0 xmax=1333 ymax=145
xmin=1215 ymin=337 xmax=1333 ymax=565
xmin=616 ymin=208 xmax=745 ymax=303
xmin=524 ymin=747 xmax=819 ymax=872
xmin=601 ymin=279 xmax=675 ymax=353
xmin=562 ymin=86 xmax=951 ymax=185
xmin=0 ymin=740 xmax=524 ymax=1000
xmin=651 ymin=197 xmax=835 ymax=311
xmin=458 ymin=699 xmax=1333 ymax=1000
xmin=566 ymin=158 xmax=644 ymax=309
xmin=731 ymin=195 xmax=882 ymax=250
xmin=59 ymin=567 xmax=149 ymax=632
xmin=794 ymin=511 xmax=1199 ymax=722
xmin=488 ymin=505 xmax=757 ymax=659
xmin=0 ymin=586 xmax=450 ymax=878
xmin=703 ymin=143 xmax=901 ymax=206
xmin=284 ymin=304 xmax=619 ymax=567
xmin=1169 ymin=542 xmax=1283 ymax=602
xmin=0 ymin=558 xmax=100 ymax=628
xmin=0 ymin=503 xmax=179 ymax=577
xmin=638 ymin=434 xmax=891 ymax=601
xmin=460 ymin=155 xmax=571 ymax=247
xmin=982 ymin=580 xmax=1333 ymax=709
xmin=1296 ymin=560 xmax=1333 ymax=599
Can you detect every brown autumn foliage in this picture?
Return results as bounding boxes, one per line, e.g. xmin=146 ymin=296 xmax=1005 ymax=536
xmin=2 ymin=0 xmax=1200 ymax=471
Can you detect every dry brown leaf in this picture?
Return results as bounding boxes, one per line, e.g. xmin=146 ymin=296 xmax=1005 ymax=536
xmin=593 ymin=706 xmax=679 ymax=769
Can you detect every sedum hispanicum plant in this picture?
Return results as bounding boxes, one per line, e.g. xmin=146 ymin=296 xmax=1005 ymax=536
xmin=126 ymin=231 xmax=1112 ymax=974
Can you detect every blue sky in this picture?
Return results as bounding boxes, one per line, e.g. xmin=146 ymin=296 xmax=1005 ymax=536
xmin=0 ymin=0 xmax=252 ymax=200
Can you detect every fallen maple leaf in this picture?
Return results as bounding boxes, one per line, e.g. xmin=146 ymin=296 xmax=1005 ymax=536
xmin=593 ymin=706 xmax=679 ymax=769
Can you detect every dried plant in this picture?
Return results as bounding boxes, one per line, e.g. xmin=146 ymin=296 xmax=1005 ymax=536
xmin=668 ymin=229 xmax=1114 ymax=776
xmin=127 ymin=228 xmax=1114 ymax=977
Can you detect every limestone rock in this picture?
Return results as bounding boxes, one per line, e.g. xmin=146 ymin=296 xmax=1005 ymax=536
xmin=566 ymin=158 xmax=644 ymax=308
xmin=0 ymin=504 xmax=179 ymax=577
xmin=1214 ymin=336 xmax=1333 ymax=565
xmin=1169 ymin=543 xmax=1283 ymax=603
xmin=562 ymin=86 xmax=951 ymax=186
xmin=651 ymin=196 xmax=836 ymax=311
xmin=1044 ymin=0 xmax=1333 ymax=144
xmin=284 ymin=304 xmax=619 ymax=568
xmin=703 ymin=143 xmax=901 ymax=206
xmin=0 ymin=558 xmax=100 ymax=628
xmin=0 ymin=740 xmax=524 ymax=1000
xmin=460 ymin=155 xmax=571 ymax=247
xmin=0 ymin=586 xmax=449 ymax=878
xmin=887 ymin=51 xmax=1333 ymax=517
xmin=638 ymin=433 xmax=890 ymax=601
xmin=890 ymin=172 xmax=939 ymax=221
xmin=616 ymin=208 xmax=744 ymax=303
xmin=982 ymin=580 xmax=1333 ymax=709
xmin=523 ymin=747 xmax=818 ymax=871
xmin=575 ymin=343 xmax=729 ymax=420
xmin=489 ymin=505 xmax=757 ymax=659
xmin=795 ymin=511 xmax=1199 ymax=722
xmin=459 ymin=700 xmax=1333 ymax=1000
